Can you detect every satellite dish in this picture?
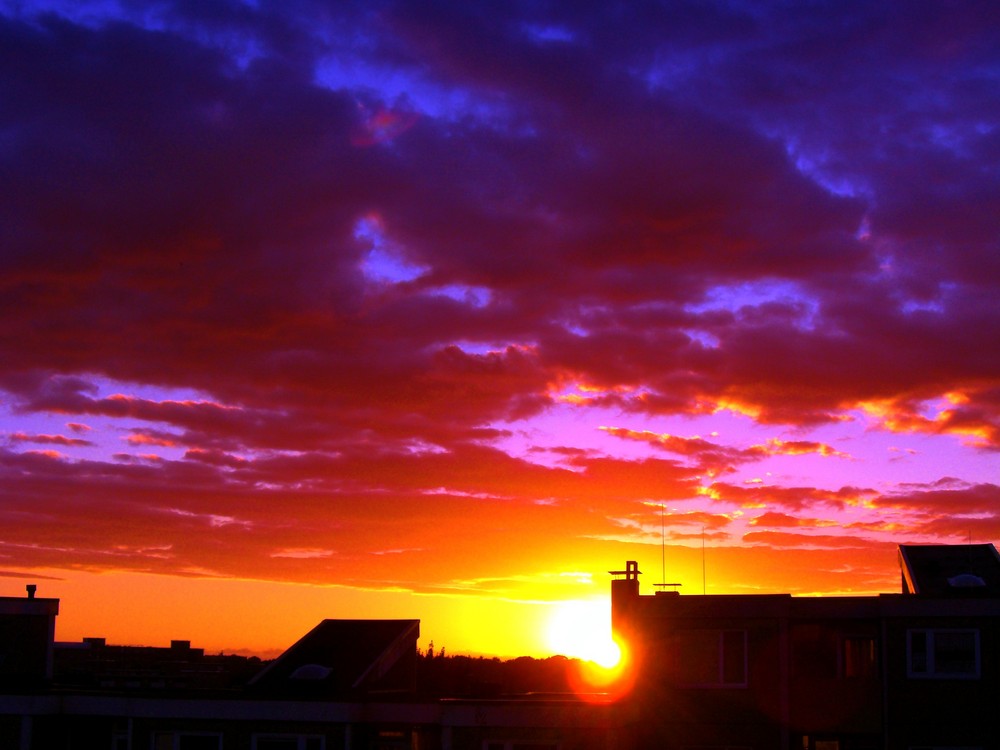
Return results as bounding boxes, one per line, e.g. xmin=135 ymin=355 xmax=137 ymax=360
xmin=948 ymin=573 xmax=986 ymax=588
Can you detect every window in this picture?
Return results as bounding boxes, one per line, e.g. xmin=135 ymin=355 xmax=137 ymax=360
xmin=152 ymin=733 xmax=222 ymax=750
xmin=907 ymin=629 xmax=979 ymax=678
xmin=113 ymin=719 xmax=131 ymax=750
xmin=843 ymin=636 xmax=877 ymax=678
xmin=674 ymin=630 xmax=747 ymax=687
xmin=253 ymin=737 xmax=324 ymax=750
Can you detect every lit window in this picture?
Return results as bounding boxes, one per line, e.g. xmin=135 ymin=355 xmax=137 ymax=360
xmin=907 ymin=629 xmax=979 ymax=678
xmin=843 ymin=636 xmax=878 ymax=678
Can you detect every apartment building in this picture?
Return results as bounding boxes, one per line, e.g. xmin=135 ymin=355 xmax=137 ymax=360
xmin=610 ymin=544 xmax=1000 ymax=750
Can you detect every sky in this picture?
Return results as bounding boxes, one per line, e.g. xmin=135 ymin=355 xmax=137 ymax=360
xmin=1 ymin=0 xmax=999 ymax=660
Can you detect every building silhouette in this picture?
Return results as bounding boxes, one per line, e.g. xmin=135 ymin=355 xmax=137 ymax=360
xmin=2 ymin=543 xmax=999 ymax=749
xmin=611 ymin=544 xmax=1000 ymax=749
xmin=0 ymin=587 xmax=629 ymax=749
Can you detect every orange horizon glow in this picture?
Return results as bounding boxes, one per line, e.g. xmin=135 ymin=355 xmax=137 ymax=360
xmin=7 ymin=541 xmax=907 ymax=661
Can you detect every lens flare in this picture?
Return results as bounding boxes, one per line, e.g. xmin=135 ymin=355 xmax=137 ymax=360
xmin=567 ymin=638 xmax=634 ymax=700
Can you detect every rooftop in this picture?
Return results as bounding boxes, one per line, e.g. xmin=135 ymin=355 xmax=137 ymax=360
xmin=899 ymin=543 xmax=1000 ymax=596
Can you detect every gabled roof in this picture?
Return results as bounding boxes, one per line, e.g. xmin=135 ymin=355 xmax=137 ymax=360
xmin=250 ymin=619 xmax=419 ymax=697
xmin=899 ymin=543 xmax=1000 ymax=596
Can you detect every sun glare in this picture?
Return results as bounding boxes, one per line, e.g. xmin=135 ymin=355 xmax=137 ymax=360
xmin=545 ymin=598 xmax=621 ymax=668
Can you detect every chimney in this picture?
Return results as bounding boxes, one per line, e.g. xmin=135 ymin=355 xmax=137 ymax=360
xmin=26 ymin=584 xmax=36 ymax=599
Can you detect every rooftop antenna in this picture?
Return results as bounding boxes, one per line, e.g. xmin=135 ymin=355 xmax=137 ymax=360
xmin=654 ymin=503 xmax=682 ymax=592
xmin=702 ymin=526 xmax=707 ymax=595
xmin=661 ymin=503 xmax=665 ymax=586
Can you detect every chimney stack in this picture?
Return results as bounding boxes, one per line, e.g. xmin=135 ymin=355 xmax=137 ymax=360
xmin=26 ymin=584 xmax=36 ymax=599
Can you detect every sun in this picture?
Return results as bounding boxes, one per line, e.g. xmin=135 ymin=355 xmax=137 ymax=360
xmin=545 ymin=598 xmax=621 ymax=668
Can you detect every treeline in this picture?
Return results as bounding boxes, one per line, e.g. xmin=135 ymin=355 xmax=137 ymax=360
xmin=415 ymin=647 xmax=582 ymax=697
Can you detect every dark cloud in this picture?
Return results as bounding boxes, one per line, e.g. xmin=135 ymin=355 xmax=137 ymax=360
xmin=1 ymin=1 xmax=998 ymax=597
xmin=876 ymin=482 xmax=1000 ymax=517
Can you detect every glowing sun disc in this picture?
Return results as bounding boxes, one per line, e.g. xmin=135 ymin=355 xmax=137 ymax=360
xmin=545 ymin=598 xmax=621 ymax=668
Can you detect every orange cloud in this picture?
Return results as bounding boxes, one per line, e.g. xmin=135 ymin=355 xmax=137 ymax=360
xmin=756 ymin=438 xmax=851 ymax=459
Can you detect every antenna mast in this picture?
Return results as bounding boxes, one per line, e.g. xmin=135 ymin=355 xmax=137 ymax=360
xmin=654 ymin=503 xmax=682 ymax=592
xmin=661 ymin=503 xmax=665 ymax=586
xmin=702 ymin=526 xmax=707 ymax=595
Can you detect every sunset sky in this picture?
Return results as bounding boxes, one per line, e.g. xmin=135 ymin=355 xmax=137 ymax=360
xmin=2 ymin=0 xmax=999 ymax=660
